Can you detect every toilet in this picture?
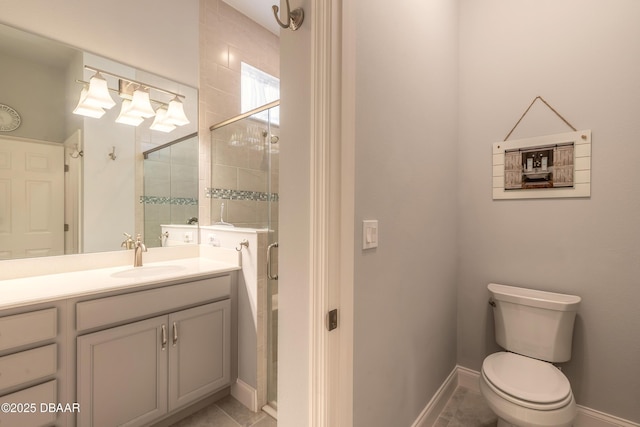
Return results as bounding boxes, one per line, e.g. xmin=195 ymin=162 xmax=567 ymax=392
xmin=480 ymin=283 xmax=581 ymax=427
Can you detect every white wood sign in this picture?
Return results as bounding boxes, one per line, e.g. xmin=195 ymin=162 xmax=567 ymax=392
xmin=492 ymin=130 xmax=591 ymax=199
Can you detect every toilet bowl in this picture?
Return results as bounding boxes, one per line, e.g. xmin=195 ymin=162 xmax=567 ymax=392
xmin=480 ymin=283 xmax=581 ymax=427
xmin=479 ymin=352 xmax=576 ymax=427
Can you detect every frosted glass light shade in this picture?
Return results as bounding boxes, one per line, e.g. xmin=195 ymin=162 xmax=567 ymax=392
xmin=164 ymin=96 xmax=190 ymax=126
xmin=128 ymin=88 xmax=156 ymax=118
xmin=149 ymin=107 xmax=176 ymax=132
xmin=73 ymin=87 xmax=106 ymax=118
xmin=83 ymin=72 xmax=116 ymax=109
xmin=115 ymin=100 xmax=144 ymax=126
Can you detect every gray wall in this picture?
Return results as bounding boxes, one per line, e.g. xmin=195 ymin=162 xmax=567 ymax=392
xmin=0 ymin=0 xmax=198 ymax=87
xmin=352 ymin=1 xmax=459 ymax=426
xmin=458 ymin=0 xmax=640 ymax=422
xmin=2 ymin=52 xmax=67 ymax=142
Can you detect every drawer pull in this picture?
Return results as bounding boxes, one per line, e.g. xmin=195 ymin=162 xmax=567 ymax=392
xmin=161 ymin=324 xmax=167 ymax=351
xmin=172 ymin=322 xmax=178 ymax=346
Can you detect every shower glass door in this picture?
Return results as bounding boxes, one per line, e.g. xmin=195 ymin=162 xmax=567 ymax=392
xmin=265 ymin=105 xmax=279 ymax=411
xmin=209 ymin=102 xmax=280 ymax=413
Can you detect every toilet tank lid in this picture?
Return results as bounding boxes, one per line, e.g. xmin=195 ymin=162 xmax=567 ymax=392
xmin=488 ymin=283 xmax=581 ymax=312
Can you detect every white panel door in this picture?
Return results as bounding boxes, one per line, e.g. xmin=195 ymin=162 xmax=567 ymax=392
xmin=0 ymin=137 xmax=64 ymax=259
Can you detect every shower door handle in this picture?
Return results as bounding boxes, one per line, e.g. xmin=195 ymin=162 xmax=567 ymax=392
xmin=267 ymin=242 xmax=279 ymax=280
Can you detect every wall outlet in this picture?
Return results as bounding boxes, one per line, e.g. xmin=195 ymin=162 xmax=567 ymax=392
xmin=208 ymin=233 xmax=220 ymax=247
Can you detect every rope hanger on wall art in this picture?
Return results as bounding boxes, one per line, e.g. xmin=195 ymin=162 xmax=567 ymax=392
xmin=503 ymin=96 xmax=577 ymax=141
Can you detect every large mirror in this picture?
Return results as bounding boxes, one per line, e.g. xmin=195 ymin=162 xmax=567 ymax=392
xmin=0 ymin=23 xmax=198 ymax=260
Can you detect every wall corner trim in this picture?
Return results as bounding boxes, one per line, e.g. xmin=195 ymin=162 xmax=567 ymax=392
xmin=231 ymin=378 xmax=257 ymax=412
xmin=410 ymin=366 xmax=458 ymax=427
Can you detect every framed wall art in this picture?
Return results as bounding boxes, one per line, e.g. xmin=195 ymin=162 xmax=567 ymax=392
xmin=492 ymin=130 xmax=591 ymax=199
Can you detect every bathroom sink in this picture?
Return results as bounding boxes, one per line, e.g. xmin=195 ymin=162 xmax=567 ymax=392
xmin=111 ymin=264 xmax=187 ymax=278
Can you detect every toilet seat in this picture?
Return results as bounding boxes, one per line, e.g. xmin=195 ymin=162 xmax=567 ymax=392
xmin=482 ymin=352 xmax=573 ymax=411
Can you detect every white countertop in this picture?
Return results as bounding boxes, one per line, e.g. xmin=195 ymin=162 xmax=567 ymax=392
xmin=0 ymin=249 xmax=240 ymax=311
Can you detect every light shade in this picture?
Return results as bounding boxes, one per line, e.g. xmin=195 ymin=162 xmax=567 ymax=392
xmin=73 ymin=87 xmax=106 ymax=118
xmin=83 ymin=72 xmax=116 ymax=109
xmin=149 ymin=107 xmax=176 ymax=132
xmin=127 ymin=88 xmax=156 ymax=118
xmin=115 ymin=100 xmax=145 ymax=126
xmin=163 ymin=96 xmax=190 ymax=126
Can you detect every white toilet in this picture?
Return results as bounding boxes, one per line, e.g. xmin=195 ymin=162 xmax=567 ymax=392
xmin=480 ymin=283 xmax=581 ymax=427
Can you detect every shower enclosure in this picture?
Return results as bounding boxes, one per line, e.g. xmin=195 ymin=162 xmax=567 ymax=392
xmin=142 ymin=133 xmax=199 ymax=248
xmin=210 ymin=101 xmax=280 ymax=412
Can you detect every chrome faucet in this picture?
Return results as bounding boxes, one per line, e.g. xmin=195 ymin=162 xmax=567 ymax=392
xmin=121 ymin=233 xmax=135 ymax=250
xmin=134 ymin=234 xmax=147 ymax=267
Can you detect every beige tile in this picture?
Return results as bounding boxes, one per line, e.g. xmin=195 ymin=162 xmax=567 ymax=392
xmin=213 ymin=164 xmax=239 ymax=190
xmin=169 ymin=404 xmax=239 ymax=427
xmin=448 ymin=389 xmax=497 ymax=427
xmin=216 ymin=395 xmax=266 ymax=427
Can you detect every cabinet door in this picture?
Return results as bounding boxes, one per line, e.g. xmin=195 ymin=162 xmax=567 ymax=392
xmin=77 ymin=316 xmax=168 ymax=427
xmin=168 ymin=300 xmax=231 ymax=411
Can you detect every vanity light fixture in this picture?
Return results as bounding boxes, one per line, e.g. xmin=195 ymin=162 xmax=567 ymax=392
xmin=115 ymin=100 xmax=145 ymax=126
xmin=82 ymin=71 xmax=116 ymax=109
xmin=163 ymin=96 xmax=190 ymax=126
xmin=149 ymin=106 xmax=176 ymax=133
xmin=126 ymin=87 xmax=156 ymax=118
xmin=73 ymin=86 xmax=106 ymax=118
xmin=73 ymin=66 xmax=189 ymax=132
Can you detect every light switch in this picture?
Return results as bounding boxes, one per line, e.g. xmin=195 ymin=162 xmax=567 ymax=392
xmin=362 ymin=220 xmax=378 ymax=249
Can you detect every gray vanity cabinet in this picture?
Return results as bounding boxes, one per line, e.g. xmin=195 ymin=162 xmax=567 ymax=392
xmin=168 ymin=301 xmax=231 ymax=411
xmin=77 ymin=299 xmax=231 ymax=427
xmin=77 ymin=276 xmax=231 ymax=427
xmin=77 ymin=316 xmax=167 ymax=427
xmin=0 ymin=307 xmax=59 ymax=427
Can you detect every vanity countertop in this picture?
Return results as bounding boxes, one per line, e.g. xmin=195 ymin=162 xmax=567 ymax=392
xmin=0 ymin=256 xmax=240 ymax=311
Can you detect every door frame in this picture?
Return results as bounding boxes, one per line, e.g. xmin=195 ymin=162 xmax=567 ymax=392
xmin=280 ymin=1 xmax=354 ymax=425
xmin=310 ymin=1 xmax=354 ymax=426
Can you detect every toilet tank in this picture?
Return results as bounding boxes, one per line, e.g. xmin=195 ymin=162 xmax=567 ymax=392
xmin=488 ymin=283 xmax=581 ymax=363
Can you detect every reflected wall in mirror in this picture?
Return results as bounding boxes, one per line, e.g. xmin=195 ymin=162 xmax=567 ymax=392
xmin=0 ymin=23 xmax=198 ymax=260
xmin=143 ymin=134 xmax=199 ymax=248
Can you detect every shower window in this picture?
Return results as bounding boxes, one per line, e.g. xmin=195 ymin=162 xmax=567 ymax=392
xmin=241 ymin=62 xmax=280 ymax=125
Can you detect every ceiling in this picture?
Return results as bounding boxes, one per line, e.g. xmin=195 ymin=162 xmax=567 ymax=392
xmin=223 ymin=0 xmax=281 ymax=35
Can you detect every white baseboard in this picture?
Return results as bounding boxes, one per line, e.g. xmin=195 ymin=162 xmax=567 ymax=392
xmin=575 ymin=406 xmax=640 ymax=427
xmin=412 ymin=366 xmax=639 ymax=427
xmin=455 ymin=365 xmax=480 ymax=392
xmin=231 ymin=378 xmax=257 ymax=412
xmin=411 ymin=367 xmax=458 ymax=427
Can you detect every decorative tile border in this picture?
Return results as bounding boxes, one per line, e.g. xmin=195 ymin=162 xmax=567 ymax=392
xmin=140 ymin=196 xmax=198 ymax=205
xmin=206 ymin=187 xmax=279 ymax=202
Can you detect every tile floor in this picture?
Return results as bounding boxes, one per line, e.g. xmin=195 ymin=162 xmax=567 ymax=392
xmin=435 ymin=387 xmax=497 ymax=427
xmin=172 ymin=386 xmax=495 ymax=427
xmin=169 ymin=395 xmax=276 ymax=427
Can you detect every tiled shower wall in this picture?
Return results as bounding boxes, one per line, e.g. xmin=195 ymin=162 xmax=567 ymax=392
xmin=198 ymin=0 xmax=280 ymax=225
xmin=209 ymin=113 xmax=279 ymax=228
xmin=143 ymin=137 xmax=199 ymax=247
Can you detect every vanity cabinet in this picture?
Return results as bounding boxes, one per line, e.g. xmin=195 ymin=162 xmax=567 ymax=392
xmin=76 ymin=276 xmax=231 ymax=427
xmin=0 ymin=307 xmax=59 ymax=427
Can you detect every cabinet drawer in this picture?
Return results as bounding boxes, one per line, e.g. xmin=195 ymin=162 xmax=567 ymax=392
xmin=76 ymin=275 xmax=231 ymax=332
xmin=0 ymin=344 xmax=57 ymax=391
xmin=0 ymin=308 xmax=57 ymax=352
xmin=0 ymin=380 xmax=57 ymax=427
